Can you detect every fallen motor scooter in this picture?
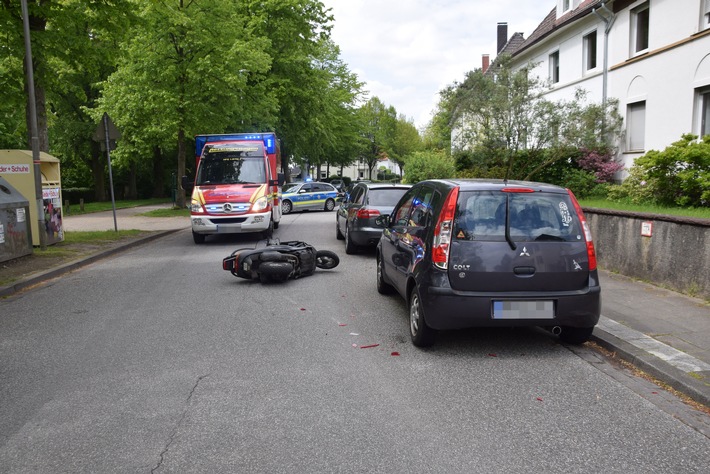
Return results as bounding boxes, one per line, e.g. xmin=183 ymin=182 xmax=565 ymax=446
xmin=223 ymin=239 xmax=339 ymax=283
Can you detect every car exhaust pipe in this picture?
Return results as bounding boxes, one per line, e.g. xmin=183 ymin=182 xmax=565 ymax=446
xmin=552 ymin=326 xmax=562 ymax=335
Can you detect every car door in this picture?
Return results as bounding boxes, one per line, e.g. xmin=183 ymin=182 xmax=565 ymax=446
xmin=293 ymin=183 xmax=313 ymax=210
xmin=380 ymin=186 xmax=419 ymax=294
xmin=396 ymin=185 xmax=438 ymax=280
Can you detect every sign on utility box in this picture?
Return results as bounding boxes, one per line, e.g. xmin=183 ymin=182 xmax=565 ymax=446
xmin=0 ymin=149 xmax=64 ymax=246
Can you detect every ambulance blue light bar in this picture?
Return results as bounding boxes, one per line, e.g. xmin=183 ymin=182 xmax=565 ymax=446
xmin=195 ymin=132 xmax=277 ymax=156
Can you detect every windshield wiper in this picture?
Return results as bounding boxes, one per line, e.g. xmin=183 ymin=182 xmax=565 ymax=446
xmin=534 ymin=234 xmax=566 ymax=242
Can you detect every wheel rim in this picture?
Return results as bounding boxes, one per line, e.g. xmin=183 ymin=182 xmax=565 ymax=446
xmin=327 ymin=199 xmax=335 ymax=210
xmin=282 ymin=201 xmax=291 ymax=214
xmin=377 ymin=257 xmax=384 ymax=287
xmin=410 ymin=293 xmax=420 ymax=337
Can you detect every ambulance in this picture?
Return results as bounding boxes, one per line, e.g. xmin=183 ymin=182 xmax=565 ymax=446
xmin=183 ymin=133 xmax=284 ymax=244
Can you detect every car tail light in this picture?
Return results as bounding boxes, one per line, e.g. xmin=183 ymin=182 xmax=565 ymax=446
xmin=432 ymin=187 xmax=459 ymax=270
xmin=356 ymin=208 xmax=380 ymax=219
xmin=567 ymin=189 xmax=597 ymax=271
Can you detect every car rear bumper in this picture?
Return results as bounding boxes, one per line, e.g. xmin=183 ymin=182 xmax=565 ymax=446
xmin=350 ymin=226 xmax=385 ymax=247
xmin=191 ymin=211 xmax=271 ymax=234
xmin=422 ymin=284 xmax=601 ymax=330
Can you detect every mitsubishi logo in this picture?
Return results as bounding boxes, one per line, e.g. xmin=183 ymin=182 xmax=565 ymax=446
xmin=223 ymin=203 xmax=233 ymax=212
xmin=519 ymin=246 xmax=530 ymax=257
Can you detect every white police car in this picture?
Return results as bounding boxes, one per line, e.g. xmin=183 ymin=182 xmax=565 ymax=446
xmin=281 ymin=181 xmax=339 ymax=214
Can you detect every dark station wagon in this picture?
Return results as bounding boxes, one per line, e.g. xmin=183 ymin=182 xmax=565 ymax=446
xmin=376 ymin=179 xmax=601 ymax=347
xmin=336 ymin=182 xmax=411 ymax=254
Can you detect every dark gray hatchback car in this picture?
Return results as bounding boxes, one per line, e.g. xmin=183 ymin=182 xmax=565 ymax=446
xmin=376 ymin=179 xmax=601 ymax=347
xmin=336 ymin=182 xmax=411 ymax=254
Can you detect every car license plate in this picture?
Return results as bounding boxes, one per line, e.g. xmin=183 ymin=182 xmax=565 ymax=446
xmin=492 ymin=301 xmax=554 ymax=319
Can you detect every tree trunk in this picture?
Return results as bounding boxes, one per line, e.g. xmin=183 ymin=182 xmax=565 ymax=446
xmin=152 ymin=145 xmax=165 ymax=198
xmin=90 ymin=141 xmax=106 ymax=201
xmin=126 ymin=162 xmax=138 ymax=200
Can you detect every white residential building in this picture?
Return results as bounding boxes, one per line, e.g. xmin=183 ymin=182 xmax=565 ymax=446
xmin=507 ymin=0 xmax=710 ymax=175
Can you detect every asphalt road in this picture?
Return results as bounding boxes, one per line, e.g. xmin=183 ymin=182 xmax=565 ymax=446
xmin=1 ymin=211 xmax=709 ymax=472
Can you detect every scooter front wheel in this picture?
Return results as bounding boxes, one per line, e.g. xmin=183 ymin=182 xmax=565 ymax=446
xmin=315 ymin=250 xmax=339 ymax=269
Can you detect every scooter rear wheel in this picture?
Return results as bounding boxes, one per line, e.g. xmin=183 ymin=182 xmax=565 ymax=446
xmin=259 ymin=261 xmax=293 ymax=282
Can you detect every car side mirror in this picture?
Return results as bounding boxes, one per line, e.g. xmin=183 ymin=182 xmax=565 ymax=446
xmin=375 ymin=215 xmax=390 ymax=227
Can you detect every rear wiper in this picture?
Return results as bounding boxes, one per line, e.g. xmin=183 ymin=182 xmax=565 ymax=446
xmin=504 ymin=195 xmax=517 ymax=251
xmin=534 ymin=234 xmax=566 ymax=242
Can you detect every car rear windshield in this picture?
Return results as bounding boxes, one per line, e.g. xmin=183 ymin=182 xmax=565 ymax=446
xmin=367 ymin=188 xmax=409 ymax=206
xmin=454 ymin=191 xmax=583 ymax=242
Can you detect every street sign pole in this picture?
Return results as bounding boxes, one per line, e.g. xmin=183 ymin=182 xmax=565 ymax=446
xmin=20 ymin=0 xmax=47 ymax=250
xmin=102 ymin=113 xmax=118 ymax=232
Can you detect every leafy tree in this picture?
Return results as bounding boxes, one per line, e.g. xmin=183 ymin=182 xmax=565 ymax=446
xmin=235 ymin=0 xmax=358 ymax=181
xmin=389 ymin=115 xmax=422 ymax=172
xmin=422 ymin=85 xmax=454 ymax=153
xmin=280 ymin=38 xmax=364 ymax=181
xmin=446 ymin=58 xmax=623 ymax=182
xmin=1 ymin=0 xmax=136 ymax=200
xmin=356 ymin=96 xmax=397 ymax=179
xmin=99 ymin=0 xmax=273 ymax=207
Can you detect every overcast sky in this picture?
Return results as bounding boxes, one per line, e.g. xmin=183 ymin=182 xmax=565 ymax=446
xmin=320 ymin=0 xmax=555 ymax=129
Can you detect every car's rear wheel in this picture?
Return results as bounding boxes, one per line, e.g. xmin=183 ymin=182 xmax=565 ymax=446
xmin=344 ymin=224 xmax=358 ymax=254
xmin=324 ymin=198 xmax=335 ymax=211
xmin=376 ymin=253 xmax=395 ymax=295
xmin=192 ymin=231 xmax=206 ymax=244
xmin=409 ymin=287 xmax=435 ymax=347
xmin=282 ymin=200 xmax=293 ymax=215
xmin=559 ymin=326 xmax=594 ymax=345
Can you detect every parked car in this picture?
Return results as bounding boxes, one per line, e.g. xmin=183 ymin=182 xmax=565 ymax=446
xmin=376 ymin=179 xmax=601 ymax=347
xmin=336 ymin=182 xmax=411 ymax=254
xmin=281 ymin=181 xmax=339 ymax=214
xmin=329 ymin=179 xmax=346 ymax=193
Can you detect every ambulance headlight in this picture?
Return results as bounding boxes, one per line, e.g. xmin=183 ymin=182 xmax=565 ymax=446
xmin=190 ymin=200 xmax=204 ymax=213
xmin=252 ymin=196 xmax=268 ymax=212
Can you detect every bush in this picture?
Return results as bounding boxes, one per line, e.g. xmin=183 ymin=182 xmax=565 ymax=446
xmin=610 ymin=134 xmax=710 ymax=207
xmin=561 ymin=169 xmax=599 ymax=198
xmin=62 ymin=187 xmax=95 ymax=204
xmin=576 ymin=148 xmax=624 ymax=183
xmin=403 ymin=151 xmax=455 ymax=183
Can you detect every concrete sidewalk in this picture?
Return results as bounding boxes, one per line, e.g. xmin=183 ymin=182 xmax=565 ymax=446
xmin=6 ymin=204 xmax=710 ymax=406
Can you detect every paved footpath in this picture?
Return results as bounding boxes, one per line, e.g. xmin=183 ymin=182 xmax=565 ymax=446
xmin=9 ymin=204 xmax=710 ymax=407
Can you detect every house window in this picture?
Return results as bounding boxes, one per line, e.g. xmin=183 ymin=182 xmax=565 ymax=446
xmin=584 ymin=30 xmax=597 ymax=71
xmin=627 ymin=101 xmax=646 ymax=151
xmin=549 ymin=51 xmax=560 ymax=83
xmin=704 ymin=0 xmax=710 ymax=29
xmin=631 ymin=2 xmax=650 ymax=55
xmin=698 ymin=87 xmax=710 ymax=137
xmin=562 ymin=0 xmax=570 ymax=11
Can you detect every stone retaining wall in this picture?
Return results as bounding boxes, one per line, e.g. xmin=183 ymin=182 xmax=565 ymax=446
xmin=584 ymin=208 xmax=710 ymax=300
